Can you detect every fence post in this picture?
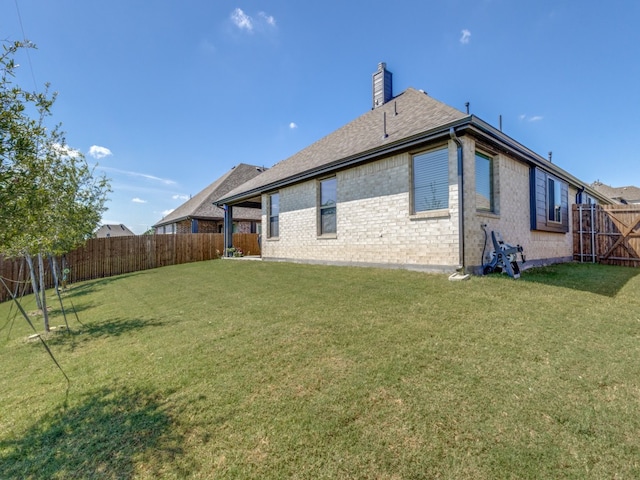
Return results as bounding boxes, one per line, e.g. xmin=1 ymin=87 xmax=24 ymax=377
xmin=591 ymin=204 xmax=596 ymax=263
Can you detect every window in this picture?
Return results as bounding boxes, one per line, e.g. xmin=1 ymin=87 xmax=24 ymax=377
xmin=530 ymin=167 xmax=568 ymax=233
xmin=268 ymin=193 xmax=279 ymax=238
xmin=319 ymin=177 xmax=337 ymax=235
xmin=412 ymin=147 xmax=449 ymax=213
xmin=548 ymin=177 xmax=562 ymax=223
xmin=475 ymin=152 xmax=493 ymax=212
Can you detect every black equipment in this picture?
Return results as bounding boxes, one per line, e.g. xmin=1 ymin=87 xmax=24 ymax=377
xmin=483 ymin=231 xmax=526 ymax=279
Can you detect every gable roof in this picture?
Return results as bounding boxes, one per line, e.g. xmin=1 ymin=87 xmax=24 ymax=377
xmin=217 ymin=87 xmax=610 ymax=206
xmin=95 ymin=224 xmax=135 ymax=237
xmin=153 ymin=163 xmax=264 ymax=228
xmin=218 ymin=88 xmax=466 ymax=203
xmin=591 ymin=182 xmax=640 ymax=204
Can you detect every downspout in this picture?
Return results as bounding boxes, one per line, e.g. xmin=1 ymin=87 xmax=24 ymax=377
xmin=449 ymin=127 xmax=466 ymax=275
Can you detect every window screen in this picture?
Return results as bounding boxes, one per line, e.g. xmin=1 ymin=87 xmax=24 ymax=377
xmin=413 ymin=147 xmax=449 ymax=212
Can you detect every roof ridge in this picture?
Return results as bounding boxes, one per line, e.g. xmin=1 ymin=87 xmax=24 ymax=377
xmin=153 ymin=163 xmax=265 ymax=226
xmin=218 ymin=87 xmax=466 ymax=202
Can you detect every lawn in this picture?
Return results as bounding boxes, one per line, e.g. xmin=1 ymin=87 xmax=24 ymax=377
xmin=1 ymin=260 xmax=639 ymax=479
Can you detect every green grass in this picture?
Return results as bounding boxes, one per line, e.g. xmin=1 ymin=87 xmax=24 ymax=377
xmin=1 ymin=260 xmax=640 ymax=479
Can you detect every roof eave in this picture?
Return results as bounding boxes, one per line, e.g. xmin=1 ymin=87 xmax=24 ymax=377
xmin=462 ymin=117 xmax=613 ymax=204
xmin=216 ymin=116 xmax=472 ymax=206
xmin=217 ymin=114 xmax=612 ymax=207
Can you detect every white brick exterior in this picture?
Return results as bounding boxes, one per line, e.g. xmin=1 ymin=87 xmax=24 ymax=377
xmin=463 ymin=137 xmax=574 ymax=272
xmin=261 ymin=137 xmax=577 ymax=273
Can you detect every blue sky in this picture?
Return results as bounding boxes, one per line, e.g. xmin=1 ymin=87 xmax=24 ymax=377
xmin=2 ymin=1 xmax=639 ymax=233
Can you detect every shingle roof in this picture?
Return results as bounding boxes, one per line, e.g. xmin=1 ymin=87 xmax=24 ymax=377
xmin=219 ymin=88 xmax=467 ymax=202
xmin=95 ymin=224 xmax=136 ymax=237
xmin=591 ymin=182 xmax=640 ymax=204
xmin=153 ymin=163 xmax=265 ymax=227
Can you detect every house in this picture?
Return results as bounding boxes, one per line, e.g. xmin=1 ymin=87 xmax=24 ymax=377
xmin=153 ymin=163 xmax=265 ymax=235
xmin=216 ymin=63 xmax=611 ymax=274
xmin=95 ymin=224 xmax=136 ymax=238
xmin=591 ymin=181 xmax=640 ymax=205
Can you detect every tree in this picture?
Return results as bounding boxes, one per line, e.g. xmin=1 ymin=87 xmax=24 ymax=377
xmin=1 ymin=40 xmax=111 ymax=332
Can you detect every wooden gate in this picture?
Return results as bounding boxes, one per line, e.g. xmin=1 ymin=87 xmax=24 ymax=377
xmin=573 ymin=204 xmax=640 ymax=266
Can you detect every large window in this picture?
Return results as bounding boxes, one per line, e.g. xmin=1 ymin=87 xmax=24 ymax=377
xmin=413 ymin=147 xmax=449 ymax=213
xmin=319 ymin=177 xmax=337 ymax=235
xmin=475 ymin=152 xmax=494 ymax=212
xmin=548 ymin=177 xmax=562 ymax=223
xmin=268 ymin=193 xmax=279 ymax=238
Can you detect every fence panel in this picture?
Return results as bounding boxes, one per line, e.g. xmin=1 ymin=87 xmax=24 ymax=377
xmin=0 ymin=233 xmax=260 ymax=303
xmin=573 ymin=204 xmax=640 ymax=267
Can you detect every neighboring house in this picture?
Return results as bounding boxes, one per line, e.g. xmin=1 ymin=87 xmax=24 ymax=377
xmin=216 ymin=63 xmax=611 ymax=274
xmin=591 ymin=181 xmax=640 ymax=205
xmin=153 ymin=164 xmax=265 ymax=235
xmin=95 ymin=224 xmax=136 ymax=238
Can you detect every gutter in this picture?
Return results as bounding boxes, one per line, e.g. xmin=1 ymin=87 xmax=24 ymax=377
xmin=216 ymin=112 xmax=612 ymax=209
xmin=449 ymin=127 xmax=465 ymax=272
xmin=461 ymin=118 xmax=612 ymax=204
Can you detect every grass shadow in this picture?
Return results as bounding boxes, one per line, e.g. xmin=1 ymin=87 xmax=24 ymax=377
xmin=520 ymin=263 xmax=640 ymax=297
xmin=79 ymin=317 xmax=166 ymax=338
xmin=41 ymin=318 xmax=166 ymax=352
xmin=0 ymin=385 xmax=189 ymax=479
xmin=61 ymin=272 xmax=147 ymax=300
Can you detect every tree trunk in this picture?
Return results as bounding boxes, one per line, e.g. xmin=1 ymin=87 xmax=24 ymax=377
xmin=38 ymin=253 xmax=49 ymax=333
xmin=25 ymin=253 xmax=43 ymax=311
xmin=49 ymin=255 xmax=70 ymax=332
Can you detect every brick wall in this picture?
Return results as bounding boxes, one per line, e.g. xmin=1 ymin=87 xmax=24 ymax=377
xmin=262 ymin=147 xmax=461 ymax=271
xmin=463 ymin=137 xmax=574 ymax=272
xmin=156 ymin=219 xmax=254 ymax=235
xmin=260 ymin=137 xmax=577 ymax=273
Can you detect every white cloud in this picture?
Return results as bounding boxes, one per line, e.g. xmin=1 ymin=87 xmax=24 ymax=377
xmin=520 ymin=114 xmax=544 ymax=122
xmin=231 ymin=8 xmax=253 ymax=31
xmin=259 ymin=11 xmax=276 ymax=27
xmin=89 ymin=145 xmax=113 ymax=159
xmin=460 ymin=29 xmax=471 ymax=44
xmin=289 ymin=122 xmax=298 ymax=129
xmin=132 ymin=197 xmax=147 ymax=204
xmin=173 ymin=194 xmax=190 ymax=201
xmin=97 ymin=166 xmax=177 ymax=185
xmin=53 ymin=143 xmax=81 ymax=158
xmin=231 ymin=8 xmax=277 ymax=33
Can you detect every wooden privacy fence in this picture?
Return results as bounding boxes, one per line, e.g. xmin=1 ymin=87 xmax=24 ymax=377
xmin=0 ymin=233 xmax=260 ymax=303
xmin=573 ymin=204 xmax=640 ymax=267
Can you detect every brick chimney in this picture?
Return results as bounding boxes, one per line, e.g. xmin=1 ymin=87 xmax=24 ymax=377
xmin=372 ymin=62 xmax=393 ymax=109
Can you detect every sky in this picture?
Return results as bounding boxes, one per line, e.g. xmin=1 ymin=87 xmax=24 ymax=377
xmin=1 ymin=0 xmax=639 ymax=234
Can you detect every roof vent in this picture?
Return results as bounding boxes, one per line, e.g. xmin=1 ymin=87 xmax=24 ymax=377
xmin=372 ymin=62 xmax=393 ymax=109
